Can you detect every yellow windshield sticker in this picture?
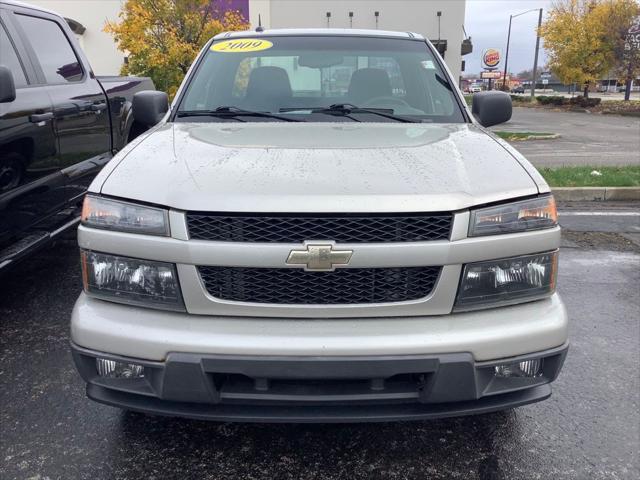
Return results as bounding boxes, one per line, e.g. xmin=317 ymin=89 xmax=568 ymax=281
xmin=211 ymin=39 xmax=273 ymax=53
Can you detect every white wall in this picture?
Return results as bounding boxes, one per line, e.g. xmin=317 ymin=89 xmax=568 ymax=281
xmin=25 ymin=0 xmax=466 ymax=80
xmin=27 ymin=0 xmax=124 ymax=75
xmin=249 ymin=0 xmax=466 ymax=80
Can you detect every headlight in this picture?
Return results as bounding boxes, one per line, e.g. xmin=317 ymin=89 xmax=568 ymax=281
xmin=81 ymin=195 xmax=169 ymax=236
xmin=469 ymin=196 xmax=557 ymax=237
xmin=81 ymin=250 xmax=184 ymax=311
xmin=454 ymin=251 xmax=558 ymax=311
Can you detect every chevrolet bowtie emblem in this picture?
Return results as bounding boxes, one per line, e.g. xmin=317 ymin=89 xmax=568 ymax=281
xmin=286 ymin=243 xmax=353 ymax=271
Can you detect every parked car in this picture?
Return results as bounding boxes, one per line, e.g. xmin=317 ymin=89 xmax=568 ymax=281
xmin=0 ymin=0 xmax=157 ymax=270
xmin=470 ymin=84 xmax=482 ymax=93
xmin=71 ymin=29 xmax=567 ymax=422
xmin=511 ymin=85 xmax=525 ymax=94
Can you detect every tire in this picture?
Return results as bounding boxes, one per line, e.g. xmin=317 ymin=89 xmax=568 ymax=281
xmin=0 ymin=152 xmax=25 ymax=193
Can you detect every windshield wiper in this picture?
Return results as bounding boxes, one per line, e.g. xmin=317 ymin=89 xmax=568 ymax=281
xmin=177 ymin=106 xmax=302 ymax=122
xmin=282 ymin=103 xmax=421 ymax=123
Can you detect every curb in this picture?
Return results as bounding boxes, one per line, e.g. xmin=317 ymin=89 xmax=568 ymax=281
xmin=551 ymin=187 xmax=640 ymax=201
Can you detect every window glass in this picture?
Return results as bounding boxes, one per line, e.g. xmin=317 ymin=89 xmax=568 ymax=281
xmin=180 ymin=36 xmax=463 ymax=123
xmin=0 ymin=24 xmax=27 ymax=87
xmin=231 ymin=55 xmax=406 ymax=100
xmin=16 ymin=14 xmax=83 ymax=83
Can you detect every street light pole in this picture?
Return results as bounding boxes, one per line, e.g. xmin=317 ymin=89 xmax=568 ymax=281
xmin=437 ymin=11 xmax=442 ymax=54
xmin=502 ymin=15 xmax=513 ymax=91
xmin=530 ymin=8 xmax=543 ymax=99
xmin=502 ymin=9 xmax=540 ymax=93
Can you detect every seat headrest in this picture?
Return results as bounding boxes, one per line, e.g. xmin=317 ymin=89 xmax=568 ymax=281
xmin=244 ymin=66 xmax=292 ymax=112
xmin=347 ymin=68 xmax=392 ymax=105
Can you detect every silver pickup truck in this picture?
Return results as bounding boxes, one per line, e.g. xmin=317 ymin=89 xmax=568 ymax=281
xmin=71 ymin=29 xmax=568 ymax=422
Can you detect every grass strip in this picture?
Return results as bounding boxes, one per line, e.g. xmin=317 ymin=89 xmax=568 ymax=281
xmin=494 ymin=131 xmax=559 ymax=141
xmin=539 ymin=166 xmax=640 ymax=187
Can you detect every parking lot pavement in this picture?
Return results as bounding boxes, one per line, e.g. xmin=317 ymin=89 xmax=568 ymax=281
xmin=490 ymin=107 xmax=640 ymax=167
xmin=1 ymin=209 xmax=639 ymax=480
xmin=558 ymin=202 xmax=640 ymax=236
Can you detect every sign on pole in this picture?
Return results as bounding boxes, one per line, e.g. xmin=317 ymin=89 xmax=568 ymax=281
xmin=480 ymin=71 xmax=502 ymax=79
xmin=482 ymin=49 xmax=501 ymax=69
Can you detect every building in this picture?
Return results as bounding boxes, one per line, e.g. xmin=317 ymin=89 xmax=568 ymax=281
xmin=27 ymin=0 xmax=125 ymax=76
xmin=26 ymin=0 xmax=471 ymax=81
xmin=249 ymin=1 xmax=470 ymax=81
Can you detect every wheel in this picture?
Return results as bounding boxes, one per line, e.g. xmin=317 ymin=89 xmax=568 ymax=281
xmin=0 ymin=152 xmax=24 ymax=193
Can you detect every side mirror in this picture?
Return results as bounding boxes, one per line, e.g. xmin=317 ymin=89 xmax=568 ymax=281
xmin=471 ymin=91 xmax=512 ymax=127
xmin=132 ymin=90 xmax=169 ymax=127
xmin=0 ymin=66 xmax=16 ymax=103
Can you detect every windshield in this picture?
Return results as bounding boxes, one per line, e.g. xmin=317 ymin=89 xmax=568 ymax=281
xmin=175 ymin=35 xmax=466 ymax=123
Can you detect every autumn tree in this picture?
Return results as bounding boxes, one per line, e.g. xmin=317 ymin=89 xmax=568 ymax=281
xmin=541 ymin=0 xmax=640 ymax=99
xmin=594 ymin=0 xmax=640 ymax=100
xmin=540 ymin=0 xmax=612 ymax=97
xmin=105 ymin=0 xmax=248 ymax=97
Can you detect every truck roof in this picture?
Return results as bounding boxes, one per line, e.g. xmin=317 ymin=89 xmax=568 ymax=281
xmin=0 ymin=0 xmax=60 ymax=17
xmin=214 ymin=28 xmax=424 ymax=41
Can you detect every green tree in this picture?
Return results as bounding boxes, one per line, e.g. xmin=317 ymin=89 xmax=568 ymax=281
xmin=105 ymin=0 xmax=248 ymax=97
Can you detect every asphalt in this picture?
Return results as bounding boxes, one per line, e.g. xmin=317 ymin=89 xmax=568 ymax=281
xmin=490 ymin=107 xmax=640 ymax=167
xmin=1 ymin=206 xmax=639 ymax=480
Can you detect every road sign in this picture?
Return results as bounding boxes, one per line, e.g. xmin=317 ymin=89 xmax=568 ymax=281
xmin=480 ymin=71 xmax=502 ymax=79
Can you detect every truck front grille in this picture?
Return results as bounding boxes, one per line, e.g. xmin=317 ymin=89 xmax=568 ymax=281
xmin=198 ymin=266 xmax=441 ymax=304
xmin=186 ymin=213 xmax=452 ymax=243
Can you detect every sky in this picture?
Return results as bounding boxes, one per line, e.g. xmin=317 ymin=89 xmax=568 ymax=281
xmin=464 ymin=0 xmax=553 ymax=76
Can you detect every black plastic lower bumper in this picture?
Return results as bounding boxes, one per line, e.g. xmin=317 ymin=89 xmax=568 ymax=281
xmin=72 ymin=343 xmax=568 ymax=423
xmin=87 ymin=382 xmax=552 ymax=423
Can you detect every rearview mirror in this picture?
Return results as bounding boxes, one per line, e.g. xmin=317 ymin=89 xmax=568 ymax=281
xmin=472 ymin=91 xmax=512 ymax=127
xmin=298 ymin=53 xmax=344 ymax=69
xmin=132 ymin=90 xmax=169 ymax=127
xmin=0 ymin=66 xmax=16 ymax=103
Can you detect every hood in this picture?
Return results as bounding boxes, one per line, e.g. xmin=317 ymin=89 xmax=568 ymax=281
xmin=98 ymin=122 xmax=539 ymax=212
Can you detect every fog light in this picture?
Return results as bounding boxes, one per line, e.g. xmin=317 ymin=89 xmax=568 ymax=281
xmin=96 ymin=358 xmax=144 ymax=379
xmin=494 ymin=359 xmax=543 ymax=378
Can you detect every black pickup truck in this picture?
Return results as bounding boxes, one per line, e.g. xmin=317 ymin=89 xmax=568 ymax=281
xmin=0 ymin=0 xmax=158 ymax=270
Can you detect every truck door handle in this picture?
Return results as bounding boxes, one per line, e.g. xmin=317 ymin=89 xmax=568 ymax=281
xmin=29 ymin=112 xmax=54 ymax=123
xmin=90 ymin=103 xmax=107 ymax=112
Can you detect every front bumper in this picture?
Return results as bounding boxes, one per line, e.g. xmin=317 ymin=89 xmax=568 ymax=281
xmin=72 ymin=343 xmax=568 ymax=423
xmin=71 ymin=293 xmax=568 ymax=362
xmin=71 ymin=292 xmax=569 ymax=422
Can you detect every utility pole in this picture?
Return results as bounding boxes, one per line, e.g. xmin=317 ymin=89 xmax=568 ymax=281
xmin=436 ymin=11 xmax=442 ymax=56
xmin=503 ymin=9 xmax=540 ymax=94
xmin=531 ymin=8 xmax=543 ymax=99
xmin=502 ymin=15 xmax=513 ymax=91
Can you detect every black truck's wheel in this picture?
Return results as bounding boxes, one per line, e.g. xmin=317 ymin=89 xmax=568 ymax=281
xmin=0 ymin=152 xmax=24 ymax=193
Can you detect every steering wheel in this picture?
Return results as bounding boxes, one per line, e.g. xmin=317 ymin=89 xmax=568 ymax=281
xmin=360 ymin=96 xmax=411 ymax=109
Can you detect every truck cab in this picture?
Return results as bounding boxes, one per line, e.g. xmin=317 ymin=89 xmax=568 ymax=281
xmin=0 ymin=0 xmax=156 ymax=270
xmin=70 ymin=29 xmax=567 ymax=422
